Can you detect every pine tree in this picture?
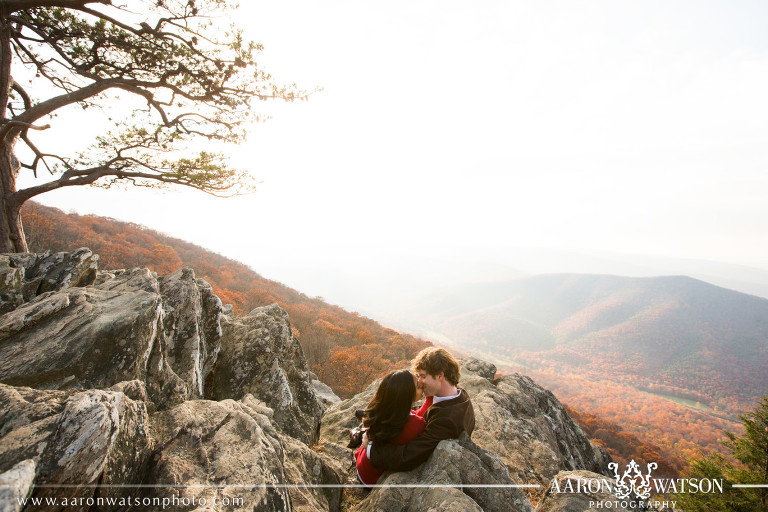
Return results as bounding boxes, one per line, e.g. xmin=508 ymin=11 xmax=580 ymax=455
xmin=1 ymin=1 xmax=310 ymax=252
xmin=675 ymin=397 xmax=768 ymax=511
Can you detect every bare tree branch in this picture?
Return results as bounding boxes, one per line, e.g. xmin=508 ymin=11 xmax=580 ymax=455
xmin=18 ymin=135 xmax=64 ymax=176
xmin=2 ymin=119 xmax=50 ymax=130
xmin=10 ymin=80 xmax=32 ymax=108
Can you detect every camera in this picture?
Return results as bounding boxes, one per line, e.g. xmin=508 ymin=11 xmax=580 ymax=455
xmin=347 ymin=424 xmax=368 ymax=449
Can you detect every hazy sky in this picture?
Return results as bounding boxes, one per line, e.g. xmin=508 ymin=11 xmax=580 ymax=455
xmin=21 ymin=0 xmax=768 ymax=299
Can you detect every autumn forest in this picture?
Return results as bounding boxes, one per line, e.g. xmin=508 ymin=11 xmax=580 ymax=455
xmin=21 ymin=201 xmax=754 ymax=477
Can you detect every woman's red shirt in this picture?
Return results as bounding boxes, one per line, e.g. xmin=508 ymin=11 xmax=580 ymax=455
xmin=354 ymin=396 xmax=433 ymax=486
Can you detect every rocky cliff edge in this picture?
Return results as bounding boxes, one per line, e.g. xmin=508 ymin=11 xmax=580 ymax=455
xmin=0 ymin=250 xmax=641 ymax=512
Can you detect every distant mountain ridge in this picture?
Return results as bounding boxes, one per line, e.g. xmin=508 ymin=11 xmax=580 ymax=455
xmin=272 ymin=248 xmax=768 ymax=321
xmin=398 ymin=273 xmax=768 ymax=413
xmin=18 ymin=201 xmax=754 ymax=467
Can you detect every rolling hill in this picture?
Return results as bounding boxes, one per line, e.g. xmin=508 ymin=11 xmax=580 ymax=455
xmin=18 ymin=201 xmax=760 ymax=468
xmin=396 ymin=274 xmax=768 ymax=414
xmin=19 ymin=201 xmax=431 ymax=398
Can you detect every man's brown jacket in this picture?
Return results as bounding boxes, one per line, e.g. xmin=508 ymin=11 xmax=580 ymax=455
xmin=368 ymin=388 xmax=475 ymax=471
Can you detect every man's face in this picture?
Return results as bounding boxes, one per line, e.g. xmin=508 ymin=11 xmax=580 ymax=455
xmin=417 ymin=370 xmax=441 ymax=396
xmin=412 ymin=373 xmax=424 ymax=402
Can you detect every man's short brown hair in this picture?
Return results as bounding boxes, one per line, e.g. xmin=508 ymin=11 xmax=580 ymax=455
xmin=412 ymin=347 xmax=461 ymax=386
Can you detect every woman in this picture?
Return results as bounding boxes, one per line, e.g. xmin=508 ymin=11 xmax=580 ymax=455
xmin=354 ymin=369 xmax=433 ymax=486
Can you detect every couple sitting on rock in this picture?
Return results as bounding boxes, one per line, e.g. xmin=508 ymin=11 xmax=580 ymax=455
xmin=354 ymin=347 xmax=475 ymax=486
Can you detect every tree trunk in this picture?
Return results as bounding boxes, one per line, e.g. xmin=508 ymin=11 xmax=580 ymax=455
xmin=0 ymin=137 xmax=26 ymax=253
xmin=0 ymin=145 xmax=27 ymax=254
xmin=0 ymin=12 xmax=27 ymax=253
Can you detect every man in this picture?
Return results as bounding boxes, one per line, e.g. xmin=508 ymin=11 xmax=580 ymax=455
xmin=364 ymin=347 xmax=475 ymax=471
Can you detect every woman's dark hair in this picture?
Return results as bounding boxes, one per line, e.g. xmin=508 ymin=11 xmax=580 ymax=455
xmin=362 ymin=370 xmax=416 ymax=444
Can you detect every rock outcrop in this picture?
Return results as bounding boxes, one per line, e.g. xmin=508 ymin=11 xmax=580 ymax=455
xmin=0 ymin=250 xmax=336 ymax=511
xmin=0 ymin=383 xmax=152 ymax=507
xmin=0 ymin=460 xmax=36 ymax=512
xmin=0 ymin=248 xmax=98 ymax=314
xmin=352 ymin=433 xmax=535 ymax=512
xmin=210 ymin=304 xmax=324 ymax=444
xmin=0 ymin=249 xmax=620 ymax=511
xmin=459 ymin=359 xmax=610 ymax=485
xmin=319 ymin=358 xmax=611 ymax=511
xmin=0 ymin=258 xmax=224 ymax=411
xmin=155 ymin=268 xmax=222 ymax=400
xmin=141 ymin=395 xmax=344 ymax=512
xmin=310 ymin=372 xmax=342 ymax=409
xmin=0 ymin=283 xmax=163 ymax=391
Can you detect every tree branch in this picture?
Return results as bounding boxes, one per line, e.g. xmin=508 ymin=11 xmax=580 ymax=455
xmin=18 ymin=133 xmax=61 ymax=177
xmin=11 ymin=33 xmax=79 ymax=91
xmin=11 ymin=80 xmax=32 ymax=109
xmin=10 ymin=164 xmax=113 ymax=204
xmin=9 ymin=15 xmax=101 ymax=82
xmin=76 ymin=5 xmax=150 ymax=37
xmin=10 ymin=162 xmax=244 ymax=205
xmin=1 ymin=78 xmax=114 ymax=139
xmin=1 ymin=0 xmax=110 ymax=14
xmin=117 ymin=83 xmax=171 ymax=125
xmin=2 ymin=119 xmax=50 ymax=130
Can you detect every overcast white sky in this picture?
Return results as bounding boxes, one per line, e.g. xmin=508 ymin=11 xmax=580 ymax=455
xmin=22 ymin=0 xmax=768 ymax=301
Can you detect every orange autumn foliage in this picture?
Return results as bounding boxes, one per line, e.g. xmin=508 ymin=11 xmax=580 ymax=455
xmin=22 ymin=200 xmax=733 ymax=472
xmin=21 ymin=201 xmax=430 ymax=399
xmin=315 ymin=345 xmax=395 ymax=398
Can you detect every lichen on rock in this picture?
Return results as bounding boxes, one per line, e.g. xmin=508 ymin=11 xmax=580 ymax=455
xmin=210 ymin=304 xmax=324 ymax=444
xmin=141 ymin=394 xmax=344 ymax=512
xmin=0 ymin=384 xmax=152 ymax=508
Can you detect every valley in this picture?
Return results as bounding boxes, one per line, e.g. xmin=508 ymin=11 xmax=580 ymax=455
xmin=22 ymin=201 xmax=767 ymax=474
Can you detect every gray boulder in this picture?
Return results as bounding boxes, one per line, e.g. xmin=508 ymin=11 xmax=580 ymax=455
xmin=352 ymin=433 xmax=534 ymax=512
xmin=0 ymin=383 xmax=151 ymax=508
xmin=0 ymin=255 xmax=224 ymax=411
xmin=109 ymin=379 xmax=149 ymax=403
xmin=459 ymin=358 xmax=610 ymax=485
xmin=210 ymin=304 xmax=324 ymax=444
xmin=94 ymin=266 xmax=224 ymax=410
xmin=144 ymin=268 xmax=223 ymax=410
xmin=0 ymin=284 xmax=162 ymax=391
xmin=142 ymin=395 xmax=344 ymax=512
xmin=157 ymin=268 xmax=222 ymax=397
xmin=0 ymin=249 xmax=99 ymax=314
xmin=311 ymin=374 xmax=342 ymax=409
xmin=91 ymin=266 xmax=160 ymax=294
xmin=0 ymin=459 xmax=36 ymax=512
xmin=0 ymin=256 xmax=26 ymax=315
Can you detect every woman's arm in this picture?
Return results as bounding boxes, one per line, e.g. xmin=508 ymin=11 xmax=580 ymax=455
xmin=414 ymin=396 xmax=433 ymax=418
xmin=368 ymin=415 xmax=454 ymax=471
